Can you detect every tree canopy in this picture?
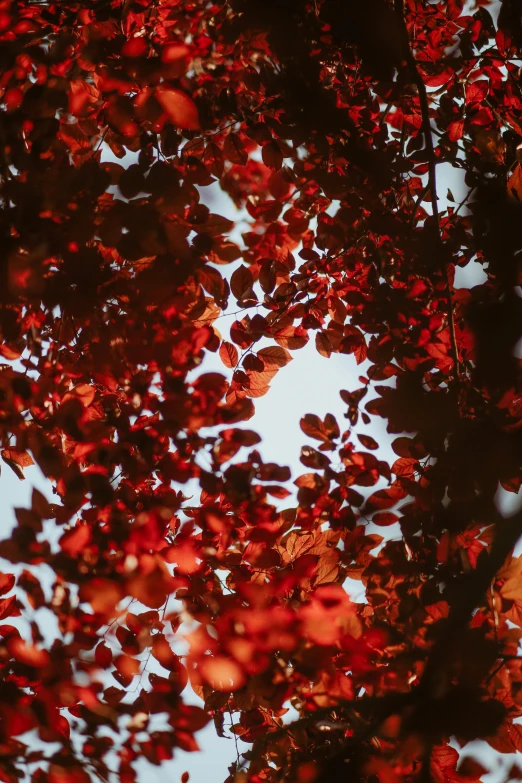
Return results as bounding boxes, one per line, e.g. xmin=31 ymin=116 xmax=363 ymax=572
xmin=1 ymin=0 xmax=522 ymax=782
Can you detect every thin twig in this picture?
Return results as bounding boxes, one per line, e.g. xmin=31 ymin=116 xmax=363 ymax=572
xmin=409 ymin=183 xmax=430 ymax=229
xmin=485 ymin=655 xmax=522 ymax=685
xmin=453 ymin=186 xmax=476 ymax=217
xmin=228 ymin=700 xmax=241 ymax=768
xmin=130 ymin=597 xmax=169 ymax=692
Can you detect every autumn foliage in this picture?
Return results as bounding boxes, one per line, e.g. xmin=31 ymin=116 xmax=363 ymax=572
xmin=2 ymin=0 xmax=522 ymax=782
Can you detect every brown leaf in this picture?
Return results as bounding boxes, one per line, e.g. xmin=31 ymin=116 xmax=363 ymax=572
xmin=300 ymin=414 xmax=329 ymax=443
xmin=508 ymin=164 xmax=522 ymax=201
xmin=230 ymin=265 xmax=254 ymax=301
xmin=474 ymin=128 xmax=506 ymax=163
xmin=357 ymin=434 xmax=379 ymax=450
xmin=316 ymin=331 xmax=333 ymax=358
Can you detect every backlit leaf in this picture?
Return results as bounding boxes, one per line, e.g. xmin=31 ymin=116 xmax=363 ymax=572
xmin=156 ymin=87 xmax=200 ymax=130
xmin=219 ymin=341 xmax=239 ymax=368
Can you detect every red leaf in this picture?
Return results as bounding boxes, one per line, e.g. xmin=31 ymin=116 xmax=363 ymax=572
xmin=49 ymin=765 xmax=91 ymax=783
xmin=262 ymin=140 xmax=283 ymax=170
xmin=62 ymin=383 xmax=95 ymax=407
xmin=204 ymin=142 xmax=224 ymax=178
xmin=465 ymin=80 xmax=488 ymax=105
xmin=95 ymin=642 xmax=113 ymax=668
xmin=162 ymin=43 xmax=191 ymax=63
xmin=156 ymin=87 xmax=200 ymax=130
xmin=269 ymin=170 xmax=293 ymax=200
xmin=60 ymin=523 xmax=92 ymax=557
xmin=0 ymin=574 xmax=15 ymax=596
xmin=0 ymin=595 xmax=19 ymax=620
xmin=151 ymin=636 xmax=185 ymax=673
xmin=58 ymin=122 xmax=91 ymax=155
xmin=79 ymin=578 xmax=124 ymax=617
xmin=392 ymin=457 xmax=417 ymax=478
xmin=9 ymin=638 xmax=50 ymax=668
xmin=224 ymin=133 xmax=248 ymax=165
xmin=365 ymin=485 xmax=406 ymax=512
xmin=448 ymin=119 xmax=464 ymax=142
xmin=372 ymin=512 xmax=399 ymax=527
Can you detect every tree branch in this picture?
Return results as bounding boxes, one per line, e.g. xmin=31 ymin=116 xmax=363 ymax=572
xmin=395 ymin=0 xmax=461 ymax=382
xmin=420 ymin=508 xmax=522 ymax=697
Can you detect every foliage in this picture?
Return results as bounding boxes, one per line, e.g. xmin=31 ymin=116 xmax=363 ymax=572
xmin=1 ymin=1 xmax=522 ymax=782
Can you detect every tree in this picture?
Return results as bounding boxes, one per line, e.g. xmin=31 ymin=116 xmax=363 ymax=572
xmin=1 ymin=0 xmax=522 ymax=781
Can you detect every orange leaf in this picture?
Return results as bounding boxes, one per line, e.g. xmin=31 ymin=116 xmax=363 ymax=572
xmin=300 ymin=414 xmax=329 ymax=442
xmin=274 ymin=325 xmax=309 ymax=350
xmin=200 ymin=656 xmax=245 ymax=692
xmin=79 ymin=578 xmax=124 ymax=617
xmin=8 ymin=638 xmax=50 ymax=668
xmin=219 ymin=341 xmax=239 ymax=368
xmin=1 ymin=448 xmax=34 ymax=468
xmin=1 ymin=449 xmax=34 ymax=480
xmin=257 ymin=346 xmax=292 ymax=369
